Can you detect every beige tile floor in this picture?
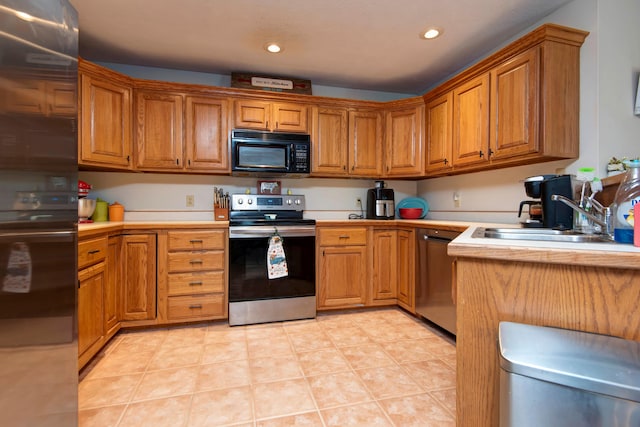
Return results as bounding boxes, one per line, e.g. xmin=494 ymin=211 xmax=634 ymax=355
xmin=79 ymin=307 xmax=456 ymax=427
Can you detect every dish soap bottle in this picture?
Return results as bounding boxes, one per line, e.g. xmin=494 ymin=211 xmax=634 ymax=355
xmin=611 ymin=159 xmax=640 ymax=243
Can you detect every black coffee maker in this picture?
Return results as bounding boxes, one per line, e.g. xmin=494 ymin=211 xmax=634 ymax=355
xmin=366 ymin=181 xmax=395 ymax=220
xmin=540 ymin=175 xmax=574 ymax=229
xmin=520 ymin=174 xmax=573 ymax=229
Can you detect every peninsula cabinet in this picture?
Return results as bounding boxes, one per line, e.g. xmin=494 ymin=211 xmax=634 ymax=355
xmin=383 ymin=99 xmax=425 ymax=177
xmin=120 ymin=233 xmax=157 ymax=322
xmin=348 ymin=109 xmax=384 ymax=177
xmin=233 ymin=99 xmax=310 ymax=133
xmin=78 ymin=60 xmax=133 ymax=170
xmin=104 ymin=236 xmax=122 ymax=339
xmin=423 ymin=23 xmax=588 ymax=177
xmin=311 ymin=106 xmax=349 ymax=175
xmin=317 ymin=226 xmax=368 ymax=309
xmin=157 ymin=229 xmax=228 ymax=323
xmin=451 ymin=248 xmax=640 ymax=427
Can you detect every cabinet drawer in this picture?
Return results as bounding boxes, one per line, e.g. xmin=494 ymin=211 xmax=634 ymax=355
xmin=317 ymin=228 xmax=367 ymax=246
xmin=78 ymin=237 xmax=108 ymax=270
xmin=167 ymin=294 xmax=225 ymax=320
xmin=167 ymin=231 xmax=226 ymax=251
xmin=167 ymin=271 xmax=225 ymax=296
xmin=167 ymin=250 xmax=224 ymax=272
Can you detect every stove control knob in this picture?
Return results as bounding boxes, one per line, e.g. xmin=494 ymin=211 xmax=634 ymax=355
xmin=247 ymin=199 xmax=253 ymax=205
xmin=286 ymin=199 xmax=293 ymax=205
xmin=237 ymin=198 xmax=243 ymax=205
xmin=295 ymin=199 xmax=301 ymax=205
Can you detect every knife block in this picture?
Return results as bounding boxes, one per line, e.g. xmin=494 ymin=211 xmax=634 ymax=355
xmin=214 ymin=205 xmax=229 ymax=221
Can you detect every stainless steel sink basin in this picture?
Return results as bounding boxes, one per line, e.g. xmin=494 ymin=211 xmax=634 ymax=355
xmin=472 ymin=227 xmax=615 ymax=243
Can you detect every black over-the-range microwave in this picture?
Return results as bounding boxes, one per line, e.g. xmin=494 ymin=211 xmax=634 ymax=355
xmin=230 ymin=129 xmax=311 ymax=177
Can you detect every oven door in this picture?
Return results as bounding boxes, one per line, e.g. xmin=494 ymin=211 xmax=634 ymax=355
xmin=228 ymin=225 xmax=315 ymax=302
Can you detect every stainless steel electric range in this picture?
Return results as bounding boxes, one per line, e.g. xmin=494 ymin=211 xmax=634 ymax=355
xmin=228 ymin=194 xmax=316 ymax=326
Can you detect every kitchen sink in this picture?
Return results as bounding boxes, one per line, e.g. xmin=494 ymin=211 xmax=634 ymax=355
xmin=472 ymin=227 xmax=615 ymax=243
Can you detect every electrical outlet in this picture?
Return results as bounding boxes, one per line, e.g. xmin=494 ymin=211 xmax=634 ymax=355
xmin=356 ymin=197 xmax=362 ymax=208
xmin=186 ymin=195 xmax=194 ymax=207
xmin=453 ymin=192 xmax=461 ymax=208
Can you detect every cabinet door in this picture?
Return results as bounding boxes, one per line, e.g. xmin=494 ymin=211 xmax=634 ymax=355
xmin=384 ymin=105 xmax=424 ymax=177
xmin=425 ymin=92 xmax=453 ymax=173
xmin=135 ymin=90 xmax=184 ymax=170
xmin=318 ymin=246 xmax=367 ymax=308
xmin=78 ymin=262 xmax=105 ymax=357
xmin=396 ymin=229 xmax=415 ymax=312
xmin=121 ymin=234 xmax=157 ymax=321
xmin=348 ymin=110 xmax=383 ymax=177
xmin=185 ymin=96 xmax=229 ymax=171
xmin=233 ymin=99 xmax=271 ymax=130
xmin=371 ymin=230 xmax=397 ymax=303
xmin=311 ymin=106 xmax=349 ymax=175
xmin=452 ymin=74 xmax=490 ymax=167
xmin=79 ymin=73 xmax=132 ymax=168
xmin=272 ymin=102 xmax=309 ymax=132
xmin=104 ymin=236 xmax=121 ymax=337
xmin=490 ymin=48 xmax=539 ymax=160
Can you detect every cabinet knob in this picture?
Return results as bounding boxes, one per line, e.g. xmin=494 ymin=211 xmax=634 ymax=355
xmin=479 ymin=150 xmax=484 ymax=158
xmin=189 ymin=281 xmax=203 ymax=286
xmin=189 ymin=304 xmax=203 ymax=309
xmin=189 ymin=239 xmax=203 ymax=243
xmin=88 ymin=249 xmax=100 ymax=255
xmin=189 ymin=259 xmax=203 ymax=264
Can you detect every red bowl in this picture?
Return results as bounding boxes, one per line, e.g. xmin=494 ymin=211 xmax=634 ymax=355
xmin=399 ymin=208 xmax=423 ymax=219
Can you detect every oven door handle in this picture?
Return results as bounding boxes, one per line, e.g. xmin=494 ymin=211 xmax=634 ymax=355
xmin=229 ymin=225 xmax=315 ymax=239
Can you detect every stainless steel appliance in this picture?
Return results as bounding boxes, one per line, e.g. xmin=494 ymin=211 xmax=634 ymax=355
xmin=366 ymin=180 xmax=395 ymax=219
xmin=0 ymin=1 xmax=78 ymax=425
xmin=230 ymin=129 xmax=311 ymax=177
xmin=416 ymin=228 xmax=460 ymax=335
xmin=228 ymin=194 xmax=316 ymax=326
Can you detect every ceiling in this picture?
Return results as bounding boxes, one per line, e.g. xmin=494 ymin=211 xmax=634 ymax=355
xmin=68 ymin=0 xmax=573 ymax=95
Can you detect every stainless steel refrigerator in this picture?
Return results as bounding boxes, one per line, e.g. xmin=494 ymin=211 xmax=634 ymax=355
xmin=0 ymin=0 xmax=79 ymax=425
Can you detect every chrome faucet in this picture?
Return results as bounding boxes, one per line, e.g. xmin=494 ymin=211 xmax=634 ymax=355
xmin=550 ymin=194 xmax=614 ymax=239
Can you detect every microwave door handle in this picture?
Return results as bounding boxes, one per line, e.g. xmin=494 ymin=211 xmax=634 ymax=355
xmin=290 ymin=144 xmax=295 ymax=170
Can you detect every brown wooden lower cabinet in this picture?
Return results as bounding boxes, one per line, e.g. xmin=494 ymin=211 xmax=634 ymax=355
xmin=77 ymin=261 xmax=105 ymax=365
xmin=121 ymin=233 xmax=157 ymax=321
xmin=157 ymin=229 xmax=228 ymax=323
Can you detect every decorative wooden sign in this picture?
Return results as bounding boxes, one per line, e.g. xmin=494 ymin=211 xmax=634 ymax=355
xmin=232 ymin=72 xmax=312 ymax=95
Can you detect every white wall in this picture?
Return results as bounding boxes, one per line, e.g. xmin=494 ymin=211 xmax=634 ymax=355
xmin=419 ymin=0 xmax=640 ymax=223
xmin=80 ymin=171 xmax=417 ymax=221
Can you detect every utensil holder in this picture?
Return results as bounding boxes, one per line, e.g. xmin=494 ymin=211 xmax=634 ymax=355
xmin=214 ymin=205 xmax=229 ymax=221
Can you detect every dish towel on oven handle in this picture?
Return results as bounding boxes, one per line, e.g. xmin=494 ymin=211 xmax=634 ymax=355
xmin=267 ymin=233 xmax=288 ymax=279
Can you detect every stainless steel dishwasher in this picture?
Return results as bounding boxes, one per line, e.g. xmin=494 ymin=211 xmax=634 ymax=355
xmin=416 ymin=228 xmax=460 ymax=335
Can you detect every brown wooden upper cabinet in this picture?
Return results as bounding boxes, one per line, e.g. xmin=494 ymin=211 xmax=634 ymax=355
xmin=423 ymin=23 xmax=587 ymax=177
xmin=452 ymin=73 xmax=490 ymax=168
xmin=135 ymin=89 xmax=184 ymax=170
xmin=384 ymin=100 xmax=424 ymax=177
xmin=134 ymin=86 xmax=229 ymax=173
xmin=184 ymin=96 xmax=229 ymax=171
xmin=233 ymin=99 xmax=310 ymax=133
xmin=425 ymin=92 xmax=453 ymax=173
xmin=78 ymin=60 xmax=133 ymax=170
xmin=348 ymin=109 xmax=384 ymax=177
xmin=311 ymin=106 xmax=349 ymax=175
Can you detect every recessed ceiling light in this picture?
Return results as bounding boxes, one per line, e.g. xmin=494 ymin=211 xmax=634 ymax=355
xmin=265 ymin=43 xmax=282 ymax=53
xmin=420 ymin=27 xmax=443 ymax=40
